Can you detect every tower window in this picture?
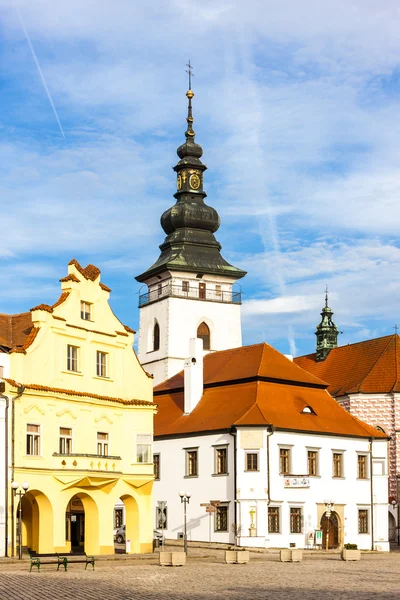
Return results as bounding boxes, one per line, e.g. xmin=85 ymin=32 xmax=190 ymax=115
xmin=197 ymin=322 xmax=210 ymax=350
xmin=182 ymin=281 xmax=189 ymax=293
xmin=199 ymin=282 xmax=206 ymax=299
xmin=153 ymin=322 xmax=160 ymax=351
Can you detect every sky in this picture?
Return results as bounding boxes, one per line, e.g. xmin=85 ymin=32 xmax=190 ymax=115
xmin=1 ymin=0 xmax=400 ymax=357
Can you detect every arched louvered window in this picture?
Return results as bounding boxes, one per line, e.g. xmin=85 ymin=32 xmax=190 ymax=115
xmin=153 ymin=322 xmax=160 ymax=351
xmin=197 ymin=322 xmax=210 ymax=350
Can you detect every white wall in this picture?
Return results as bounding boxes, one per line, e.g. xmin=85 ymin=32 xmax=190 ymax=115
xmin=0 ymin=352 xmax=10 ymax=557
xmin=155 ymin=426 xmax=389 ymax=551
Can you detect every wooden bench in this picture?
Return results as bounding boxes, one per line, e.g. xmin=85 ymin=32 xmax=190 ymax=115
xmin=29 ymin=552 xmax=67 ymax=572
xmin=58 ymin=552 xmax=96 ymax=571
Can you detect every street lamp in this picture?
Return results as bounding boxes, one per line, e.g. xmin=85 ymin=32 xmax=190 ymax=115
xmin=324 ymin=500 xmax=334 ymax=551
xmin=11 ymin=481 xmax=30 ymax=559
xmin=178 ymin=491 xmax=191 ymax=554
xmin=391 ymin=499 xmax=400 ymax=545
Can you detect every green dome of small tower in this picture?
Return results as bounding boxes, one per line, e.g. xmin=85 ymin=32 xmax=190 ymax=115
xmin=315 ymin=287 xmax=339 ymax=361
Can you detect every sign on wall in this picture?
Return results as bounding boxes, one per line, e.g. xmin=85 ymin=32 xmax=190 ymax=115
xmin=283 ymin=476 xmax=310 ymax=488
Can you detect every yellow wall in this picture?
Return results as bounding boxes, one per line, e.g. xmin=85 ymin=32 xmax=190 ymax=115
xmin=7 ymin=261 xmax=155 ymax=555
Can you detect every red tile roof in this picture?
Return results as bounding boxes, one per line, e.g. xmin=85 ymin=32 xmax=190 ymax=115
xmin=154 ymin=343 xmax=386 ymax=439
xmin=68 ymin=259 xmax=101 ymax=281
xmin=0 ymin=313 xmax=35 ymax=352
xmin=294 ymin=334 xmax=400 ymax=397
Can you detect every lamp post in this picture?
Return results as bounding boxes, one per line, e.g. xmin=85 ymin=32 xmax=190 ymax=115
xmin=324 ymin=500 xmax=334 ymax=551
xmin=11 ymin=481 xmax=29 ymax=559
xmin=178 ymin=491 xmax=191 ymax=554
xmin=391 ymin=499 xmax=400 ymax=545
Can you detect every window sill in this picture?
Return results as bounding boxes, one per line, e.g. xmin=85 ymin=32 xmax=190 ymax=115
xmin=184 ymin=475 xmax=199 ymax=479
xmin=62 ymin=370 xmax=83 ymax=377
xmin=356 ymin=477 xmax=370 ymax=481
xmin=24 ymin=455 xmax=43 ymax=459
xmin=93 ymin=375 xmax=114 ymax=382
xmin=245 ymin=469 xmax=259 ymax=473
xmin=332 ymin=476 xmax=346 ymax=480
xmin=212 ymin=473 xmax=229 ymax=477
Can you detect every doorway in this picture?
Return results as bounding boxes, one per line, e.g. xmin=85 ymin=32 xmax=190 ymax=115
xmin=320 ymin=511 xmax=339 ymax=549
xmin=199 ymin=282 xmax=206 ymax=299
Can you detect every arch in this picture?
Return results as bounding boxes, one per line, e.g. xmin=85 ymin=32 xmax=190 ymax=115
xmin=153 ymin=321 xmax=160 ymax=352
xmin=389 ymin=510 xmax=396 ymax=542
xmin=65 ymin=492 xmax=99 ymax=555
xmin=197 ymin=321 xmax=210 ymax=350
xmin=320 ymin=511 xmax=340 ymax=549
xmin=21 ymin=489 xmax=54 ymax=554
xmin=113 ymin=494 xmax=140 ymax=554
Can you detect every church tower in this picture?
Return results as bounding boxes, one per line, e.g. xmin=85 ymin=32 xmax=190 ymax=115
xmin=315 ymin=288 xmax=339 ymax=361
xmin=136 ymin=75 xmax=246 ymax=384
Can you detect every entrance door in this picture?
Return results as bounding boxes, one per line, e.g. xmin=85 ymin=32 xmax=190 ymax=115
xmin=320 ymin=512 xmax=339 ymax=549
xmin=199 ymin=282 xmax=206 ymax=299
xmin=71 ymin=513 xmax=85 ymax=552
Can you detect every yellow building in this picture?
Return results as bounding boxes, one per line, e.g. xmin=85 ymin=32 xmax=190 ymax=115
xmin=1 ymin=259 xmax=155 ymax=556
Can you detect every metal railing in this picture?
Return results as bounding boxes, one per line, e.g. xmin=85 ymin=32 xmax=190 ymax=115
xmin=139 ymin=283 xmax=241 ymax=307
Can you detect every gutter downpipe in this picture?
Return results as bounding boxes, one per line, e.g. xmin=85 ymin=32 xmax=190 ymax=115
xmin=1 ymin=385 xmax=25 ymax=558
xmin=231 ymin=428 xmax=238 ymax=545
xmin=370 ymin=437 xmax=374 ymax=551
xmin=266 ymin=425 xmax=274 ymax=506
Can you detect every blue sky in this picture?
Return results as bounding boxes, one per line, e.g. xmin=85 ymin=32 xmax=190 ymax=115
xmin=1 ymin=0 xmax=400 ymax=357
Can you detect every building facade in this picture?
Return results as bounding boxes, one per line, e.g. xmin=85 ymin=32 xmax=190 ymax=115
xmin=154 ymin=342 xmax=389 ymax=551
xmin=0 ymin=260 xmax=155 ymax=556
xmin=135 ymin=86 xmax=246 ymax=385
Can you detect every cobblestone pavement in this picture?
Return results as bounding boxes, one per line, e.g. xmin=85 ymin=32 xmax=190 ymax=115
xmin=0 ymin=552 xmax=399 ymax=600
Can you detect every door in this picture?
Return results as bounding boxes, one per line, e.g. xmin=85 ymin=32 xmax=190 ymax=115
xmin=199 ymin=282 xmax=206 ymax=299
xmin=320 ymin=512 xmax=339 ymax=549
xmin=71 ymin=513 xmax=85 ymax=552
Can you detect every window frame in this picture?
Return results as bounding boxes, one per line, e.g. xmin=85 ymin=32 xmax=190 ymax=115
xmin=214 ymin=504 xmax=229 ymax=532
xmin=245 ymin=452 xmax=259 ymax=472
xmin=279 ymin=447 xmax=291 ymax=475
xmin=290 ymin=507 xmax=303 ymax=534
xmin=197 ymin=322 xmax=210 ymax=350
xmin=357 ymin=453 xmax=368 ymax=479
xmin=153 ymin=322 xmax=160 ymax=352
xmin=67 ymin=344 xmax=79 ymax=372
xmin=59 ymin=426 xmax=73 ymax=454
xmin=332 ymin=451 xmax=344 ymax=478
xmin=307 ymin=449 xmax=318 ymax=476
xmin=80 ymin=301 xmax=92 ymax=321
xmin=182 ymin=280 xmax=189 ymax=293
xmin=96 ymin=350 xmax=108 ymax=378
xmin=214 ymin=446 xmax=228 ymax=475
xmin=154 ymin=453 xmax=160 ymax=480
xmin=26 ymin=423 xmax=41 ymax=456
xmin=185 ymin=448 xmax=199 ymax=477
xmin=268 ymin=506 xmax=280 ymax=533
xmin=137 ymin=434 xmax=152 ymax=464
xmin=358 ymin=508 xmax=369 ymax=534
xmin=97 ymin=431 xmax=109 ymax=456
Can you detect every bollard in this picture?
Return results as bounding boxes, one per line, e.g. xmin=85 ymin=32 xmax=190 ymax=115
xmin=126 ymin=539 xmax=131 ymax=553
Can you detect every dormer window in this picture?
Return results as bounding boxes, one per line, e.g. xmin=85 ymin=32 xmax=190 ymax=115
xmin=301 ymin=406 xmax=316 ymax=414
xmin=81 ymin=301 xmax=92 ymax=321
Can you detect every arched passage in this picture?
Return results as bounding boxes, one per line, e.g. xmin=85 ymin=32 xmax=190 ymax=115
xmin=65 ymin=493 xmax=99 ymax=555
xmin=118 ymin=494 xmax=140 ymax=554
xmin=21 ymin=489 xmax=54 ymax=554
xmin=320 ymin=511 xmax=340 ymax=549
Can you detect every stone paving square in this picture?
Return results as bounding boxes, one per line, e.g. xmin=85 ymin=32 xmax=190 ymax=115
xmin=0 ymin=552 xmax=399 ymax=600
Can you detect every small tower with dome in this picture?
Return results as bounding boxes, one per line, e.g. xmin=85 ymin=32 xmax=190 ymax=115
xmin=315 ymin=288 xmax=339 ymax=361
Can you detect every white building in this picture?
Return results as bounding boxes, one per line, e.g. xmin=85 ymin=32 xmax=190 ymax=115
xmin=135 ymin=87 xmax=246 ymax=385
xmin=153 ymin=341 xmax=389 ymax=551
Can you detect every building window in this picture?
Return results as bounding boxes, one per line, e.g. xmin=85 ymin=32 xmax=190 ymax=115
xmin=182 ymin=280 xmax=189 ymax=293
xmin=154 ymin=454 xmax=160 ymax=480
xmin=358 ymin=509 xmax=369 ymax=533
xmin=26 ymin=424 xmax=40 ymax=456
xmin=137 ymin=434 xmax=152 ymax=463
xmin=268 ymin=507 xmax=280 ymax=533
xmin=199 ymin=282 xmax=206 ymax=299
xmin=308 ymin=450 xmax=318 ymax=476
xmin=358 ymin=454 xmax=368 ymax=479
xmin=215 ymin=447 xmax=228 ymax=475
xmin=186 ymin=449 xmax=198 ymax=476
xmin=215 ymin=505 xmax=228 ymax=532
xmin=157 ymin=283 xmax=162 ymax=296
xmin=59 ymin=427 xmax=72 ymax=454
xmin=245 ymin=452 xmax=258 ymax=471
xmin=215 ymin=284 xmax=222 ymax=298
xmin=114 ymin=508 xmax=123 ymax=528
xmin=153 ymin=322 xmax=160 ymax=351
xmin=333 ymin=452 xmax=343 ymax=477
xmin=80 ymin=301 xmax=92 ymax=321
xmin=96 ymin=351 xmax=108 ymax=378
xmin=197 ymin=322 xmax=210 ymax=350
xmin=97 ymin=432 xmax=109 ymax=456
xmin=290 ymin=507 xmax=302 ymax=533
xmin=279 ymin=448 xmax=290 ymax=474
xmin=156 ymin=505 xmax=168 ymax=529
xmin=67 ymin=345 xmax=79 ymax=372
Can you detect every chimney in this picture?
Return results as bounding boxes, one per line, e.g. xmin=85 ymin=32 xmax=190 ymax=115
xmin=184 ymin=338 xmax=204 ymax=414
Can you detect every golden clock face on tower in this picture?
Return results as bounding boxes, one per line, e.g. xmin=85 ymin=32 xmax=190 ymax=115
xmin=189 ymin=173 xmax=201 ymax=190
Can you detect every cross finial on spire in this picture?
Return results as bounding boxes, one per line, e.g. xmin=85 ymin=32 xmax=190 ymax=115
xmin=394 ymin=324 xmax=399 ymax=334
xmin=325 ymin=285 xmax=329 ymax=308
xmin=186 ymin=60 xmax=194 ymax=90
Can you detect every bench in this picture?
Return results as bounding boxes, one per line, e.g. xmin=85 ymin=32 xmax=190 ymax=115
xmin=29 ymin=552 xmax=67 ymax=572
xmin=58 ymin=552 xmax=95 ymax=571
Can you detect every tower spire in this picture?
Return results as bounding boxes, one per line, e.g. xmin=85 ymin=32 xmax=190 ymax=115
xmin=315 ymin=287 xmax=339 ymax=361
xmin=185 ymin=61 xmax=195 ymax=139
